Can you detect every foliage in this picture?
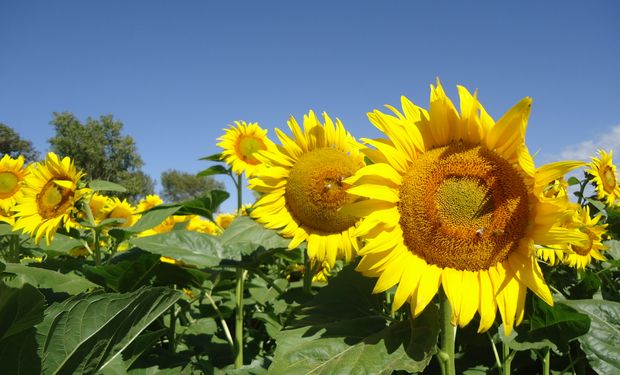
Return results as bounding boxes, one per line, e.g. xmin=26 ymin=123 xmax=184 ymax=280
xmin=160 ymin=169 xmax=225 ymax=203
xmin=0 ymin=122 xmax=40 ymax=162
xmin=48 ymin=112 xmax=154 ymax=201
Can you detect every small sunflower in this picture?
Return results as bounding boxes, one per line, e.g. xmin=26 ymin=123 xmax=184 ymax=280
xmin=88 ymin=192 xmax=111 ymax=223
xmin=312 ymin=260 xmax=332 ymax=283
xmin=187 ymin=215 xmax=220 ymax=234
xmin=563 ymin=205 xmax=607 ymax=269
xmin=249 ymin=111 xmax=365 ymax=267
xmin=216 ymin=212 xmax=236 ymax=230
xmin=103 ymin=197 xmax=138 ymax=228
xmin=587 ymin=150 xmax=620 ymax=206
xmin=137 ymin=194 xmax=164 ymax=212
xmin=217 ymin=121 xmax=276 ymax=176
xmin=345 ymin=82 xmax=587 ymax=334
xmin=0 ymin=154 xmax=29 ymax=214
xmin=13 ymin=153 xmax=88 ymax=245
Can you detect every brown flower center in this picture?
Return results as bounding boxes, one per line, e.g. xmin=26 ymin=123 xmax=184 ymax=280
xmin=37 ymin=180 xmax=74 ymax=219
xmin=398 ymin=143 xmax=530 ymax=271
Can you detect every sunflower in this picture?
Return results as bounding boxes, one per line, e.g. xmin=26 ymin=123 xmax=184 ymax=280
xmin=562 ymin=205 xmax=607 ymax=269
xmin=103 ymin=197 xmax=138 ymax=228
xmin=137 ymin=194 xmax=164 ymax=212
xmin=0 ymin=154 xmax=29 ymax=214
xmin=344 ymin=82 xmax=587 ymax=334
xmin=217 ymin=121 xmax=276 ymax=176
xmin=187 ymin=215 xmax=220 ymax=234
xmin=216 ymin=212 xmax=236 ymax=230
xmin=13 ymin=153 xmax=88 ymax=245
xmin=587 ymin=150 xmax=620 ymax=206
xmin=88 ymin=192 xmax=111 ymax=223
xmin=249 ymin=111 xmax=365 ymax=267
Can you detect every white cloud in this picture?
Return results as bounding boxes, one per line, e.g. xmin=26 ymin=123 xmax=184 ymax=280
xmin=557 ymin=124 xmax=620 ymax=161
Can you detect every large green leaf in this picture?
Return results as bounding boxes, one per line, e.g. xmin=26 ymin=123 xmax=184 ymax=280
xmin=129 ymin=230 xmax=238 ymax=268
xmin=36 ymin=286 xmax=181 ymax=375
xmin=504 ymin=298 xmax=590 ymax=353
xmin=3 ymin=263 xmax=98 ymax=294
xmin=268 ymin=266 xmax=439 ymax=374
xmin=220 ymin=216 xmax=289 ymax=256
xmin=89 ymin=180 xmax=127 ymax=193
xmin=0 ymin=282 xmax=45 ymax=374
xmin=123 ymin=206 xmax=181 ymax=233
xmin=35 ymin=233 xmax=84 ymax=254
xmin=83 ymin=249 xmax=209 ymax=292
xmin=562 ymin=299 xmax=620 ymax=374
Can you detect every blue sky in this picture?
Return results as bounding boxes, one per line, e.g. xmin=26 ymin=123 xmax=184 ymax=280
xmin=1 ymin=1 xmax=619 ymax=212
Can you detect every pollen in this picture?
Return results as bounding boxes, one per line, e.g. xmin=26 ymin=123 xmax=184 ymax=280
xmin=285 ymin=148 xmax=359 ymax=233
xmin=398 ymin=143 xmax=530 ymax=271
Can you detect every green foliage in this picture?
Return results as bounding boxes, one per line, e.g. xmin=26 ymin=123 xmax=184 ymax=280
xmin=3 ymin=263 xmax=98 ymax=294
xmin=48 ymin=112 xmax=154 ymax=201
xmin=161 ymin=169 xmax=225 ymax=203
xmin=0 ymin=122 xmax=40 ymax=162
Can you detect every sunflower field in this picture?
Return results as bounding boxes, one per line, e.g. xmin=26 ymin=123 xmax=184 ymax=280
xmin=1 ymin=82 xmax=620 ymax=375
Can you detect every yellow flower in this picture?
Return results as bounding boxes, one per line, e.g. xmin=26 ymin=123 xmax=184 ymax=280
xmin=312 ymin=261 xmax=332 ymax=283
xmin=13 ymin=153 xmax=88 ymax=245
xmin=217 ymin=121 xmax=276 ymax=176
xmin=215 ymin=212 xmax=236 ymax=230
xmin=587 ymin=150 xmax=620 ymax=206
xmin=103 ymin=197 xmax=138 ymax=228
xmin=137 ymin=194 xmax=164 ymax=212
xmin=186 ymin=215 xmax=220 ymax=234
xmin=249 ymin=111 xmax=365 ymax=267
xmin=0 ymin=154 xmax=29 ymax=213
xmin=345 ymin=82 xmax=587 ymax=334
xmin=563 ymin=206 xmax=607 ymax=269
xmin=89 ymin=192 xmax=111 ymax=223
xmin=138 ymin=215 xmax=188 ymax=237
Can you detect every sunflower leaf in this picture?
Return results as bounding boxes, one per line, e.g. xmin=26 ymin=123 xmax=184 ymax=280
xmin=3 ymin=263 xmax=99 ymax=294
xmin=197 ymin=165 xmax=229 ymax=177
xmin=562 ymin=299 xmax=620 ymax=374
xmin=199 ymin=153 xmax=223 ymax=162
xmin=268 ymin=266 xmax=439 ymax=374
xmin=36 ymin=286 xmax=181 ymax=375
xmin=89 ymin=180 xmax=127 ymax=193
xmin=220 ymin=216 xmax=289 ymax=256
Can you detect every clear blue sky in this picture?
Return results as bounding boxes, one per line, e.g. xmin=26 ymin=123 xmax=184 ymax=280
xmin=1 ymin=1 xmax=619 ymax=212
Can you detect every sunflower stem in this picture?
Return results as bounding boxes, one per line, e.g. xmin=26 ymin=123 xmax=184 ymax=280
xmin=234 ymin=267 xmax=246 ymax=368
xmin=204 ymin=291 xmax=235 ymax=353
xmin=502 ymin=341 xmax=512 ymax=375
xmin=168 ymin=303 xmax=176 ymax=352
xmin=233 ymin=173 xmax=245 ymax=369
xmin=542 ymin=348 xmax=550 ymax=375
xmin=303 ymin=247 xmax=313 ymax=294
xmin=7 ymin=234 xmax=20 ymax=263
xmin=83 ymin=201 xmax=101 ymax=266
xmin=438 ymin=289 xmax=456 ymax=375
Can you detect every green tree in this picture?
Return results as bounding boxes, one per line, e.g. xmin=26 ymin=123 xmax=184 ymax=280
xmin=48 ymin=112 xmax=154 ymax=201
xmin=0 ymin=123 xmax=40 ymax=162
xmin=160 ymin=169 xmax=225 ymax=203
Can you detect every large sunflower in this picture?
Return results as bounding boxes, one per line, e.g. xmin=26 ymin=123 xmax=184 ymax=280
xmin=13 ymin=153 xmax=88 ymax=245
xmin=217 ymin=121 xmax=276 ymax=176
xmin=587 ymin=150 xmax=620 ymax=206
xmin=344 ymin=82 xmax=587 ymax=334
xmin=249 ymin=111 xmax=365 ymax=267
xmin=0 ymin=154 xmax=29 ymax=214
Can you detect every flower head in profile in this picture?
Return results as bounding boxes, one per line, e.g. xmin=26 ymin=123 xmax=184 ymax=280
xmin=587 ymin=150 xmax=620 ymax=206
xmin=137 ymin=194 xmax=164 ymax=212
xmin=13 ymin=153 xmax=88 ymax=245
xmin=217 ymin=121 xmax=276 ymax=176
xmin=345 ymin=82 xmax=587 ymax=334
xmin=249 ymin=111 xmax=365 ymax=267
xmin=0 ymin=154 xmax=29 ymax=224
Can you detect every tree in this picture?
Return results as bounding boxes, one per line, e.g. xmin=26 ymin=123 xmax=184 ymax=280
xmin=0 ymin=123 xmax=40 ymax=162
xmin=48 ymin=113 xmax=154 ymax=201
xmin=160 ymin=169 xmax=225 ymax=203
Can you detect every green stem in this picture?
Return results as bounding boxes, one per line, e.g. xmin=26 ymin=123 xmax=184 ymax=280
xmin=438 ymin=289 xmax=456 ymax=375
xmin=503 ymin=342 xmax=512 ymax=375
xmin=8 ymin=234 xmax=20 ymax=262
xmin=168 ymin=305 xmax=176 ymax=352
xmin=234 ymin=267 xmax=246 ymax=368
xmin=303 ymin=247 xmax=313 ymax=294
xmin=577 ymin=179 xmax=587 ymax=206
xmin=236 ymin=174 xmax=242 ymax=215
xmin=204 ymin=291 xmax=234 ymax=353
xmin=542 ymin=348 xmax=550 ymax=375
xmin=83 ymin=201 xmax=101 ymax=265
xmin=487 ymin=332 xmax=502 ymax=371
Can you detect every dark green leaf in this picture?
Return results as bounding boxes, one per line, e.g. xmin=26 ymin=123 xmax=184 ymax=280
xmin=508 ymin=298 xmax=590 ymax=353
xmin=220 ymin=216 xmax=289 ymax=256
xmin=199 ymin=153 xmax=223 ymax=162
xmin=567 ymin=176 xmax=581 ymax=186
xmin=3 ymin=263 xmax=98 ymax=294
xmin=197 ymin=165 xmax=229 ymax=177
xmin=0 ymin=223 xmax=16 ymax=236
xmin=35 ymin=233 xmax=84 ymax=254
xmin=129 ymin=230 xmax=238 ymax=267
xmin=36 ymin=286 xmax=181 ymax=375
xmin=268 ymin=266 xmax=439 ymax=374
xmin=562 ymin=299 xmax=620 ymax=374
xmin=173 ymin=190 xmax=230 ymax=220
xmin=123 ymin=206 xmax=180 ymax=233
xmin=90 ymin=180 xmax=127 ymax=193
